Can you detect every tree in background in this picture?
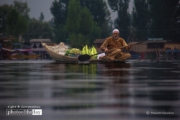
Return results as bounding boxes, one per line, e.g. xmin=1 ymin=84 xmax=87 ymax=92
xmin=172 ymin=1 xmax=180 ymax=42
xmin=66 ymin=0 xmax=81 ymax=34
xmin=23 ymin=18 xmax=53 ymax=41
xmin=108 ymin=0 xmax=180 ymax=43
xmin=65 ymin=0 xmax=101 ymax=48
xmin=50 ymin=0 xmax=68 ymax=27
xmin=132 ymin=0 xmax=149 ymax=41
xmin=78 ymin=7 xmax=93 ymax=46
xmin=0 ymin=1 xmax=53 ymax=45
xmin=79 ymin=7 xmax=93 ymax=35
xmin=6 ymin=8 xmax=28 ymax=42
xmin=79 ymin=0 xmax=111 ymax=37
xmin=0 ymin=4 xmax=13 ymax=33
xmin=5 ymin=1 xmax=30 ymax=42
xmin=91 ymin=22 xmax=102 ymax=43
xmin=13 ymin=0 xmax=30 ymax=19
xmin=115 ymin=0 xmax=131 ymax=41
xmin=50 ymin=0 xmax=68 ymax=43
xmin=147 ymin=0 xmax=179 ymax=41
xmin=79 ymin=7 xmax=102 ymax=46
xmin=65 ymin=0 xmax=81 ymax=47
xmin=13 ymin=0 xmax=30 ymax=42
xmin=39 ymin=12 xmax=44 ymax=22
xmin=107 ymin=0 xmax=119 ymax=11
xmin=6 ymin=8 xmax=19 ymax=36
xmin=0 ymin=1 xmax=30 ymax=42
xmin=15 ymin=15 xmax=28 ymax=42
xmin=50 ymin=0 xmax=111 ymax=45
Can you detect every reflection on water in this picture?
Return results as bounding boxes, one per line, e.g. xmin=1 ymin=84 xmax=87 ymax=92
xmin=0 ymin=60 xmax=180 ymax=120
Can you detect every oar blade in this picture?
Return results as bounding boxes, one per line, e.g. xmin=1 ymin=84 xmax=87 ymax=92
xmin=78 ymin=54 xmax=91 ymax=62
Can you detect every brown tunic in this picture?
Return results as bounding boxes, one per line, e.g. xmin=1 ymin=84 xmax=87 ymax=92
xmin=100 ymin=36 xmax=131 ymax=60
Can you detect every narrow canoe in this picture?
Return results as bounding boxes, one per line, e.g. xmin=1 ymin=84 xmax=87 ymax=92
xmin=42 ymin=43 xmax=125 ymax=63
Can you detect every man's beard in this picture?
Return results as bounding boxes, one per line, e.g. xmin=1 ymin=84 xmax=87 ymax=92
xmin=113 ymin=36 xmax=118 ymax=40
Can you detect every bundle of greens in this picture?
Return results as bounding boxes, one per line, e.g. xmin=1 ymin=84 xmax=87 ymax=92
xmin=65 ymin=48 xmax=81 ymax=56
xmin=81 ymin=45 xmax=97 ymax=59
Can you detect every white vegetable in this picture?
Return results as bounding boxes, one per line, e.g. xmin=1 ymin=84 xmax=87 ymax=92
xmin=48 ymin=42 xmax=69 ymax=55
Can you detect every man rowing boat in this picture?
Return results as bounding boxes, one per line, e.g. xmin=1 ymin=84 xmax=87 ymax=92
xmin=100 ymin=29 xmax=131 ymax=61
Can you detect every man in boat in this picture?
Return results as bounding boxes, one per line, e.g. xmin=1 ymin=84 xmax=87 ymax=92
xmin=100 ymin=29 xmax=131 ymax=61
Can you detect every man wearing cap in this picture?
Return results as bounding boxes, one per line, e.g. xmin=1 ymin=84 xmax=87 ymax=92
xmin=100 ymin=29 xmax=131 ymax=61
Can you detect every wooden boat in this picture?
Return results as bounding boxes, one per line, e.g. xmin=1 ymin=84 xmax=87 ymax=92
xmin=42 ymin=43 xmax=126 ymax=63
xmin=1 ymin=47 xmax=41 ymax=60
xmin=9 ymin=53 xmax=40 ymax=60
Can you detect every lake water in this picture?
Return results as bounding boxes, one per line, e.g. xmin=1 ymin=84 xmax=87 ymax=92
xmin=0 ymin=60 xmax=180 ymax=120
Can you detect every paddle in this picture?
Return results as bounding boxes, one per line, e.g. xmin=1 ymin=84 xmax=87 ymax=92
xmin=78 ymin=41 xmax=144 ymax=62
xmin=78 ymin=53 xmax=100 ymax=62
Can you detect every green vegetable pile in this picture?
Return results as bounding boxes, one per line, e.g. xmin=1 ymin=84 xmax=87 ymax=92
xmin=81 ymin=45 xmax=97 ymax=59
xmin=81 ymin=45 xmax=97 ymax=55
xmin=65 ymin=48 xmax=81 ymax=56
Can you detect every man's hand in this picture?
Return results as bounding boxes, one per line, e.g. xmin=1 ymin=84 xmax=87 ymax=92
xmin=104 ymin=48 xmax=108 ymax=52
xmin=127 ymin=45 xmax=131 ymax=50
